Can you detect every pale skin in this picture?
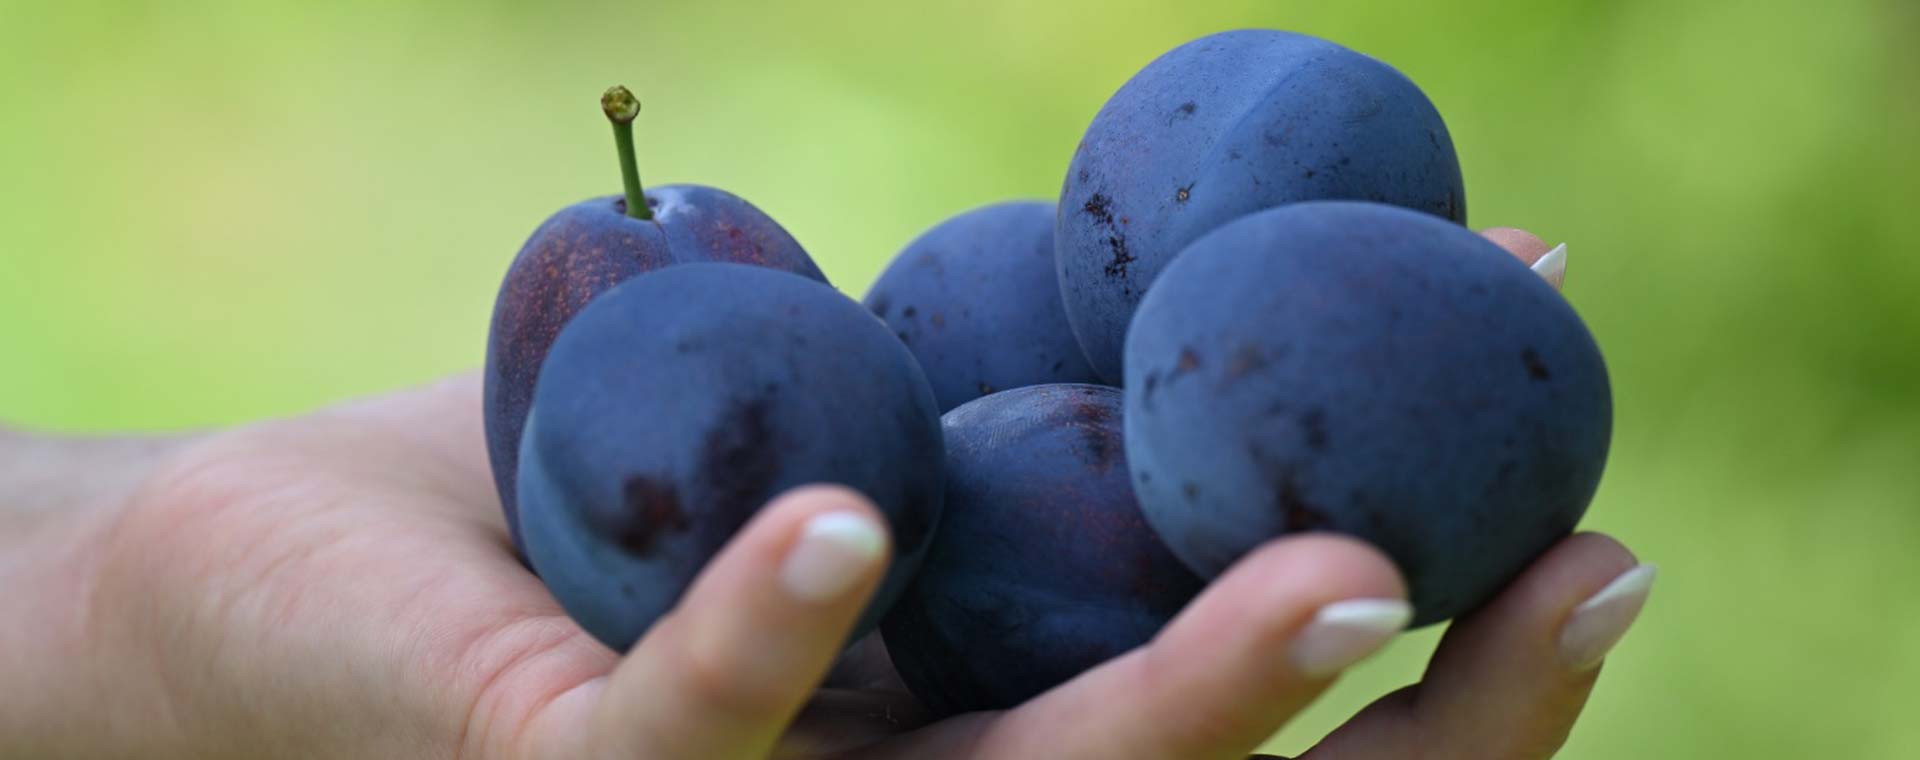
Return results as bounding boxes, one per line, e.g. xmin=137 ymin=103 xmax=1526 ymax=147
xmin=0 ymin=230 xmax=1647 ymax=759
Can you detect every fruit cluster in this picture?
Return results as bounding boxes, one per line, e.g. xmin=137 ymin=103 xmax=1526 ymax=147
xmin=483 ymin=29 xmax=1611 ymax=716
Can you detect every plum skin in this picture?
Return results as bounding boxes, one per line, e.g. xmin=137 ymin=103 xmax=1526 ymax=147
xmin=1123 ymin=202 xmax=1610 ymax=626
xmin=484 ymin=187 xmax=824 ymax=557
xmin=881 ymin=384 xmax=1203 ymax=715
xmin=517 ymin=263 xmax=941 ymax=651
xmin=864 ymin=201 xmax=1102 ymax=412
xmin=1058 ymin=29 xmax=1466 ymax=383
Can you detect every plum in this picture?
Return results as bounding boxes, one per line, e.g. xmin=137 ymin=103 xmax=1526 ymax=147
xmin=1058 ymin=29 xmax=1466 ymax=382
xmin=485 ymin=87 xmax=824 ymax=557
xmin=881 ymin=384 xmax=1203 ymax=715
xmin=864 ymin=201 xmax=1101 ymax=411
xmin=517 ymin=263 xmax=943 ymax=650
xmin=1123 ymin=202 xmax=1610 ymax=625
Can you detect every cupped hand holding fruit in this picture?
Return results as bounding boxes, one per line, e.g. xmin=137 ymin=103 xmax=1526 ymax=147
xmin=2 ymin=353 xmax=1644 ymax=759
xmin=2 ymin=26 xmax=1653 ymax=758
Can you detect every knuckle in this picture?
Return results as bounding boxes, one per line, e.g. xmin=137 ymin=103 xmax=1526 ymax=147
xmin=668 ymin=629 xmax=792 ymax=720
xmin=1136 ymin=649 xmax=1261 ymax=754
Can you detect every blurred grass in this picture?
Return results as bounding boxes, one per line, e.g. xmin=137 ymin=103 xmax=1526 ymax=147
xmin=3 ymin=0 xmax=1916 ymax=756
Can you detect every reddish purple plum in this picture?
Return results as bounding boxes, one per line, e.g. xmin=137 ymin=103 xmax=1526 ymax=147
xmin=484 ymin=87 xmax=824 ymax=557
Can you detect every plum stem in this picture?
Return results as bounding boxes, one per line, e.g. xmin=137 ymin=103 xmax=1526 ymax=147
xmin=602 ymin=86 xmax=652 ymax=221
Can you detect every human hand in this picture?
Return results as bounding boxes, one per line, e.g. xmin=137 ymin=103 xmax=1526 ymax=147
xmin=2 ymin=231 xmax=1647 ymax=760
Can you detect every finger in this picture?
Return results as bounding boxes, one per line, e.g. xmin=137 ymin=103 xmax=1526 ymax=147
xmin=1480 ymin=227 xmax=1551 ymax=265
xmin=1306 ymin=532 xmax=1654 ymax=759
xmin=581 ymin=485 xmax=892 ymax=759
xmin=1480 ymin=226 xmax=1567 ymax=289
xmin=963 ymin=535 xmax=1408 ymax=760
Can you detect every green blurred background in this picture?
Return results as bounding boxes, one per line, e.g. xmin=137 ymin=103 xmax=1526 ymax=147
xmin=3 ymin=0 xmax=1915 ymax=756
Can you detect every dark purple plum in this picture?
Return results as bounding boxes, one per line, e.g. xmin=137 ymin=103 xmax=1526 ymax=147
xmin=881 ymin=384 xmax=1203 ymax=715
xmin=485 ymin=87 xmax=824 ymax=557
xmin=517 ymin=263 xmax=943 ymax=651
xmin=864 ymin=201 xmax=1101 ymax=411
xmin=1059 ymin=29 xmax=1467 ymax=383
xmin=1124 ymin=202 xmax=1610 ymax=625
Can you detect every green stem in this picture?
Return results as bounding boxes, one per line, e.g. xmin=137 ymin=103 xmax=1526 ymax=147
xmin=601 ymin=85 xmax=651 ymax=221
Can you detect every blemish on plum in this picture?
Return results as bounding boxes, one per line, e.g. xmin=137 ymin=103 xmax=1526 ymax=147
xmin=902 ymin=306 xmax=918 ymax=319
xmin=978 ymin=381 xmax=996 ymax=395
xmin=1175 ymin=184 xmax=1193 ymax=203
xmin=1181 ymin=481 xmax=1199 ymax=502
xmin=930 ymin=312 xmax=947 ymax=329
xmin=1083 ymin=193 xmax=1138 ymax=280
xmin=612 ymin=476 xmax=690 ymax=555
xmin=698 ymin=398 xmax=781 ymax=546
xmin=1177 ymin=347 xmax=1202 ymax=373
xmin=1083 ymin=193 xmax=1115 ymax=224
xmin=1067 ymin=391 xmax=1122 ymax=471
xmin=1104 ymin=236 xmax=1135 ymax=279
xmin=1274 ymin=469 xmax=1330 ymax=532
xmin=869 ymin=296 xmax=891 ymax=318
xmin=1521 ymin=348 xmax=1552 ymax=381
xmin=1223 ymin=346 xmax=1268 ymax=384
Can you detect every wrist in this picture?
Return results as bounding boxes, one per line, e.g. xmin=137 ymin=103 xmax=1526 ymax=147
xmin=0 ymin=427 xmax=193 ymax=757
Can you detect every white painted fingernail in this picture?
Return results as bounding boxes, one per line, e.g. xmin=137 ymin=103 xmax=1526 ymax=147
xmin=781 ymin=512 xmax=886 ymax=603
xmin=1532 ymin=242 xmax=1568 ymax=290
xmin=1291 ymin=598 xmax=1411 ymax=678
xmin=1559 ymin=564 xmax=1656 ymax=671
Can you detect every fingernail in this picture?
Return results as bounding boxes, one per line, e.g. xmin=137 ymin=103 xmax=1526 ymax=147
xmin=1532 ymin=242 xmax=1568 ymax=290
xmin=1559 ymin=564 xmax=1656 ymax=671
xmin=1291 ymin=598 xmax=1411 ymax=678
xmin=781 ymin=511 xmax=886 ymax=602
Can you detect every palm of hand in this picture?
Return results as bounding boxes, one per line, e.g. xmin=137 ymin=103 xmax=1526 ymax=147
xmin=84 ymin=377 xmax=945 ymax=758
